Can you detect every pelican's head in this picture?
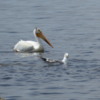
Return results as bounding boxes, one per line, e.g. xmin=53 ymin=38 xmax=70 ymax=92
xmin=34 ymin=28 xmax=54 ymax=48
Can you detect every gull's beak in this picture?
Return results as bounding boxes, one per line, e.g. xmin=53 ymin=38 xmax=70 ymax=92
xmin=36 ymin=29 xmax=54 ymax=48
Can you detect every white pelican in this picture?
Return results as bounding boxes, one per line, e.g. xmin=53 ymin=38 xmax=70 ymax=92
xmin=13 ymin=28 xmax=53 ymax=52
xmin=40 ymin=53 xmax=69 ymax=64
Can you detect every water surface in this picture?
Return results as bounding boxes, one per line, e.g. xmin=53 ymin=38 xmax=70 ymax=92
xmin=0 ymin=0 xmax=100 ymax=100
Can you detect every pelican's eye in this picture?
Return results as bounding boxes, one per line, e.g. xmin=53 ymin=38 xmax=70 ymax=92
xmin=36 ymin=29 xmax=42 ymax=37
xmin=38 ymin=29 xmax=42 ymax=33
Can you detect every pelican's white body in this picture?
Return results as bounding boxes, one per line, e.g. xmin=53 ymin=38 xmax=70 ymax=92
xmin=14 ymin=40 xmax=44 ymax=52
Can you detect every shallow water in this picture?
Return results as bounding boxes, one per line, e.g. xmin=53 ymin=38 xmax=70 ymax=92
xmin=0 ymin=0 xmax=100 ymax=100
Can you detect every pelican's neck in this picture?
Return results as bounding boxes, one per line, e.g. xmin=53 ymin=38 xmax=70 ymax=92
xmin=33 ymin=29 xmax=41 ymax=44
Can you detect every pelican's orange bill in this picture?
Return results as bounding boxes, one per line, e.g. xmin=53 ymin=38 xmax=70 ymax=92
xmin=36 ymin=29 xmax=54 ymax=48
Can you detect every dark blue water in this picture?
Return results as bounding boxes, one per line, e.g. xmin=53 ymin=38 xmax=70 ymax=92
xmin=0 ymin=0 xmax=100 ymax=100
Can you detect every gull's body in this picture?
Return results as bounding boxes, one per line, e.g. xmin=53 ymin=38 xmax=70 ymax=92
xmin=14 ymin=28 xmax=53 ymax=52
xmin=40 ymin=53 xmax=69 ymax=64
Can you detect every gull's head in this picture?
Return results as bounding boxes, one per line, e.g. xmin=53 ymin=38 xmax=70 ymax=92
xmin=64 ymin=53 xmax=69 ymax=58
xmin=34 ymin=28 xmax=53 ymax=48
xmin=62 ymin=53 xmax=69 ymax=64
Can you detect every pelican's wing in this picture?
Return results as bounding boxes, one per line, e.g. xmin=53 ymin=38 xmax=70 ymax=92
xmin=14 ymin=40 xmax=34 ymax=52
